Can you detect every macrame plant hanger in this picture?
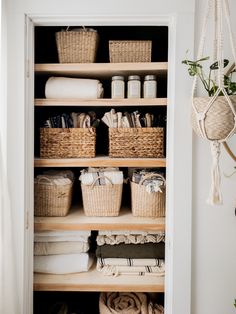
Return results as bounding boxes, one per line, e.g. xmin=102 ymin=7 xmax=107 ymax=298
xmin=192 ymin=0 xmax=236 ymax=205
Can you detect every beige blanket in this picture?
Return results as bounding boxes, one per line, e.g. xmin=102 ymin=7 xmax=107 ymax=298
xmin=34 ymin=241 xmax=89 ymax=255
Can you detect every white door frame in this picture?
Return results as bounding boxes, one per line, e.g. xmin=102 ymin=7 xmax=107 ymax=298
xmin=24 ymin=14 xmax=193 ymax=314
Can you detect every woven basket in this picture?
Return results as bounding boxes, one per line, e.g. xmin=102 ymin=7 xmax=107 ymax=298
xmin=40 ymin=128 xmax=96 ymax=158
xmin=131 ymin=174 xmax=166 ymax=217
xmin=56 ymin=29 xmax=99 ymax=63
xmin=109 ymin=40 xmax=152 ymax=63
xmin=34 ymin=176 xmax=73 ymax=217
xmin=81 ymin=176 xmax=123 ymax=216
xmin=192 ymin=95 xmax=236 ymax=140
xmin=109 ymin=128 xmax=164 ymax=158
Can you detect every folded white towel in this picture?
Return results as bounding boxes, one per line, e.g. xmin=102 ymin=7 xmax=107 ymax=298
xmin=79 ymin=171 xmax=123 ymax=186
xmin=34 ymin=253 xmax=93 ymax=274
xmin=34 ymin=241 xmax=89 ymax=255
xmin=45 ymin=77 xmax=103 ymax=99
xmin=97 ymin=258 xmax=164 ymax=267
xmin=34 ymin=230 xmax=91 ymax=243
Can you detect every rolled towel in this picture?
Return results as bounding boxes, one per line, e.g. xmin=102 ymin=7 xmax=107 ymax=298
xmin=99 ymin=292 xmax=148 ymax=314
xmin=45 ymin=77 xmax=103 ymax=99
xmin=34 ymin=241 xmax=89 ymax=255
xmin=34 ymin=253 xmax=93 ymax=274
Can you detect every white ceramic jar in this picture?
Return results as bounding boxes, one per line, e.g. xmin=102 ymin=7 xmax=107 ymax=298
xmin=111 ymin=76 xmax=125 ymax=99
xmin=127 ymin=75 xmax=141 ymax=98
xmin=143 ymin=75 xmax=157 ymax=98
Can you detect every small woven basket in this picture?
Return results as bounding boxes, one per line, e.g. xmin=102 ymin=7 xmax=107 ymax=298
xmin=34 ymin=176 xmax=73 ymax=217
xmin=192 ymin=95 xmax=236 ymax=140
xmin=56 ymin=28 xmax=99 ymax=63
xmin=81 ymin=176 xmax=123 ymax=216
xmin=40 ymin=128 xmax=96 ymax=158
xmin=109 ymin=40 xmax=152 ymax=63
xmin=131 ymin=174 xmax=166 ymax=217
xmin=109 ymin=127 xmax=164 ymax=158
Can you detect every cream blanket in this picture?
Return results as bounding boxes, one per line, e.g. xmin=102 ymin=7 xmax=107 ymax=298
xmin=34 ymin=253 xmax=93 ymax=274
xmin=34 ymin=230 xmax=91 ymax=242
xmin=96 ymin=234 xmax=165 ymax=246
xmin=45 ymin=77 xmax=103 ymax=99
xmin=34 ymin=241 xmax=89 ymax=255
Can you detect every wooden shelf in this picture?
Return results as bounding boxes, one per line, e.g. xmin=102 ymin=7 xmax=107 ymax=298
xmin=34 ymin=264 xmax=165 ymax=292
xmin=35 ymin=62 xmax=168 ymax=78
xmin=34 ymin=207 xmax=165 ymax=231
xmin=35 ymin=98 xmax=167 ymax=107
xmin=34 ymin=156 xmax=166 ymax=168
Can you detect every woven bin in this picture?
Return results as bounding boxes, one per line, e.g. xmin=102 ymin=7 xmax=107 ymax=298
xmin=109 ymin=40 xmax=152 ymax=63
xmin=192 ymin=95 xmax=236 ymax=140
xmin=81 ymin=176 xmax=123 ymax=216
xmin=40 ymin=128 xmax=96 ymax=158
xmin=34 ymin=176 xmax=73 ymax=217
xmin=56 ymin=29 xmax=99 ymax=63
xmin=109 ymin=128 xmax=164 ymax=158
xmin=131 ymin=174 xmax=166 ymax=217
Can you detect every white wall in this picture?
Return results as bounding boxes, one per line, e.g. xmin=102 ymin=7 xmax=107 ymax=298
xmin=192 ymin=1 xmax=236 ymax=314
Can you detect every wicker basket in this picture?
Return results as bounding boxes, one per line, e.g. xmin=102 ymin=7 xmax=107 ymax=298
xmin=40 ymin=128 xmax=96 ymax=158
xmin=81 ymin=176 xmax=123 ymax=216
xmin=109 ymin=40 xmax=152 ymax=63
xmin=192 ymin=95 xmax=236 ymax=140
xmin=56 ymin=29 xmax=99 ymax=63
xmin=131 ymin=174 xmax=166 ymax=217
xmin=34 ymin=176 xmax=73 ymax=217
xmin=109 ymin=128 xmax=164 ymax=158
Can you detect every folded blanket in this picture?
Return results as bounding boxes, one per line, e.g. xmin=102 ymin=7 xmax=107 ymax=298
xmin=148 ymin=303 xmax=164 ymax=314
xmin=99 ymin=292 xmax=149 ymax=314
xmin=96 ymin=243 xmax=165 ymax=259
xmin=97 ymin=258 xmax=165 ymax=277
xmin=34 ymin=253 xmax=93 ymax=274
xmin=98 ymin=230 xmax=165 ymax=236
xmin=34 ymin=241 xmax=89 ymax=255
xmin=79 ymin=169 xmax=123 ymax=186
xmin=96 ymin=234 xmax=165 ymax=246
xmin=45 ymin=77 xmax=103 ymax=99
xmin=34 ymin=230 xmax=91 ymax=243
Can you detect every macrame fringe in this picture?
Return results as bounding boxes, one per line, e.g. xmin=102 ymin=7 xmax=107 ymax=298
xmin=207 ymin=141 xmax=222 ymax=205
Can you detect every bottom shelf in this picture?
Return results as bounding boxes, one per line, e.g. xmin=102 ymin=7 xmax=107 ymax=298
xmin=34 ymin=264 xmax=165 ymax=292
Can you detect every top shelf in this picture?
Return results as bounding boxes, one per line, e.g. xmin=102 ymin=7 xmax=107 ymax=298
xmin=34 ymin=62 xmax=168 ymax=78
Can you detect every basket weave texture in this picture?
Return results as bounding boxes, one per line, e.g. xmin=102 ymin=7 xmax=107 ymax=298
xmin=40 ymin=128 xmax=96 ymax=159
xmin=81 ymin=176 xmax=123 ymax=217
xmin=56 ymin=30 xmax=99 ymax=63
xmin=109 ymin=128 xmax=164 ymax=158
xmin=34 ymin=177 xmax=73 ymax=217
xmin=131 ymin=174 xmax=166 ymax=217
xmin=109 ymin=40 xmax=152 ymax=63
xmin=192 ymin=95 xmax=236 ymax=140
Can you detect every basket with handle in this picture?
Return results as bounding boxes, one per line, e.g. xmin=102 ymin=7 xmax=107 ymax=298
xmin=131 ymin=173 xmax=166 ymax=217
xmin=34 ymin=176 xmax=73 ymax=217
xmin=81 ymin=175 xmax=123 ymax=217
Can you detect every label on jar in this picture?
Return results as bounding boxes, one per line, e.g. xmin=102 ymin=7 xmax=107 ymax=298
xmin=112 ymin=81 xmax=125 ymax=99
xmin=128 ymin=81 xmax=141 ymax=98
xmin=144 ymin=81 xmax=157 ymax=98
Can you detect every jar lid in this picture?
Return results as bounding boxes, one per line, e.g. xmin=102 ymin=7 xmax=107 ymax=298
xmin=112 ymin=76 xmax=125 ymax=81
xmin=144 ymin=75 xmax=157 ymax=81
xmin=128 ymin=75 xmax=140 ymax=80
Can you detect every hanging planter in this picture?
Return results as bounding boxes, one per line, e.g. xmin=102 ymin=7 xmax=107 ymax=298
xmin=182 ymin=0 xmax=236 ymax=205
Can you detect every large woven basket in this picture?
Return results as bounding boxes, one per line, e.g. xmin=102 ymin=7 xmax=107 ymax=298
xmin=81 ymin=176 xmax=123 ymax=216
xmin=109 ymin=128 xmax=164 ymax=158
xmin=192 ymin=95 xmax=236 ymax=140
xmin=40 ymin=128 xmax=96 ymax=158
xmin=131 ymin=174 xmax=166 ymax=217
xmin=109 ymin=40 xmax=152 ymax=63
xmin=34 ymin=176 xmax=73 ymax=217
xmin=56 ymin=29 xmax=99 ymax=63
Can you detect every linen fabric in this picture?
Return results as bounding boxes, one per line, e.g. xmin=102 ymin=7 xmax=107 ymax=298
xmin=96 ymin=234 xmax=165 ymax=246
xmin=98 ymin=230 xmax=165 ymax=236
xmin=34 ymin=230 xmax=91 ymax=243
xmin=34 ymin=241 xmax=89 ymax=256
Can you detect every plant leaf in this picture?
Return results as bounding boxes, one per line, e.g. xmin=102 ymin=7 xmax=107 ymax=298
xmin=210 ymin=59 xmax=229 ymax=70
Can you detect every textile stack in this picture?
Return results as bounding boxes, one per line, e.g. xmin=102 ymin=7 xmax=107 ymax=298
xmin=34 ymin=230 xmax=93 ymax=274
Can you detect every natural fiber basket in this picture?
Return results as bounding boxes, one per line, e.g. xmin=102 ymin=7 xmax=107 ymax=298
xmin=131 ymin=174 xmax=166 ymax=217
xmin=34 ymin=176 xmax=73 ymax=217
xmin=109 ymin=40 xmax=152 ymax=63
xmin=81 ymin=176 xmax=123 ymax=216
xmin=56 ymin=28 xmax=99 ymax=63
xmin=192 ymin=95 xmax=236 ymax=140
xmin=40 ymin=128 xmax=96 ymax=158
xmin=109 ymin=128 xmax=164 ymax=158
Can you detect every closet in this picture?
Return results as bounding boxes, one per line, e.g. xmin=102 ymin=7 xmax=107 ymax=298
xmin=33 ymin=25 xmax=168 ymax=311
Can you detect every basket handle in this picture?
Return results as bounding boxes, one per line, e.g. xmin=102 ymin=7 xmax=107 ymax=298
xmin=37 ymin=176 xmax=56 ymax=185
xmin=139 ymin=173 xmax=166 ymax=186
xmin=90 ymin=175 xmax=114 ymax=189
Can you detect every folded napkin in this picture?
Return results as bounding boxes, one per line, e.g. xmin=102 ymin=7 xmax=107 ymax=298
xmin=96 ymin=234 xmax=165 ymax=246
xmin=34 ymin=230 xmax=91 ymax=243
xmin=34 ymin=241 xmax=89 ymax=255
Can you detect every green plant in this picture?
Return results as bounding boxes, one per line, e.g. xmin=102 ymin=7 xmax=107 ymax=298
xmin=182 ymin=55 xmax=236 ymax=96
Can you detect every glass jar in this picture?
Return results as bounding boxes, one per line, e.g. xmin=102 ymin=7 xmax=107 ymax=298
xmin=127 ymin=75 xmax=141 ymax=98
xmin=111 ymin=76 xmax=125 ymax=99
xmin=143 ymin=75 xmax=157 ymax=98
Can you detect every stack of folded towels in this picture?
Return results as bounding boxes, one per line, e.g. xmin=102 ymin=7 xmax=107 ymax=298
xmin=96 ymin=230 xmax=165 ymax=277
xmin=34 ymin=230 xmax=93 ymax=274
